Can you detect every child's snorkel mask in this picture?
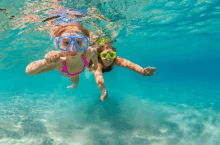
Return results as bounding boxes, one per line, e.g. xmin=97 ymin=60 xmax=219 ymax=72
xmin=54 ymin=32 xmax=89 ymax=52
xmin=98 ymin=36 xmax=117 ymax=59
xmin=100 ymin=51 xmax=116 ymax=59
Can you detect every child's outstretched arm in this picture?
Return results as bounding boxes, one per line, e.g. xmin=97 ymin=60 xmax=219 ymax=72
xmin=26 ymin=51 xmax=64 ymax=75
xmin=93 ymin=64 xmax=108 ymax=101
xmin=26 ymin=59 xmax=54 ymax=75
xmin=115 ymin=56 xmax=155 ymax=76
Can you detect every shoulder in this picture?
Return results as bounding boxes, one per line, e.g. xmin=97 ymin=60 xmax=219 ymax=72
xmin=114 ymin=56 xmax=122 ymax=65
xmin=93 ymin=63 xmax=103 ymax=74
xmin=114 ymin=56 xmax=129 ymax=67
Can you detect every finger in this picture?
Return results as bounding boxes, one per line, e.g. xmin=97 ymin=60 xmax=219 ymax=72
xmin=51 ymin=57 xmax=56 ymax=63
xmin=57 ymin=57 xmax=66 ymax=63
xmin=53 ymin=56 xmax=58 ymax=63
xmin=59 ymin=52 xmax=64 ymax=57
xmin=48 ymin=59 xmax=53 ymax=64
xmin=54 ymin=55 xmax=60 ymax=62
xmin=45 ymin=59 xmax=50 ymax=64
xmin=60 ymin=57 xmax=66 ymax=61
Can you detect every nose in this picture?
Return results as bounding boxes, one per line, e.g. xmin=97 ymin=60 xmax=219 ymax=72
xmin=68 ymin=42 xmax=76 ymax=52
xmin=107 ymin=57 xmax=111 ymax=62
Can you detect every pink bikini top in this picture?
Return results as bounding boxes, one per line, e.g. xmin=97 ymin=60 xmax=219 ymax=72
xmin=59 ymin=54 xmax=88 ymax=77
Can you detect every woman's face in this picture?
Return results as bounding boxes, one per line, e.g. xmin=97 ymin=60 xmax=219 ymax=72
xmin=101 ymin=48 xmax=115 ymax=67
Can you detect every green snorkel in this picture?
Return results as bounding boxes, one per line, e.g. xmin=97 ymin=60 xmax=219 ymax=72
xmin=99 ymin=36 xmax=116 ymax=45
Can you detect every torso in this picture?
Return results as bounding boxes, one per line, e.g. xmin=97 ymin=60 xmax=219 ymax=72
xmin=56 ymin=55 xmax=86 ymax=77
xmin=55 ymin=47 xmax=93 ymax=77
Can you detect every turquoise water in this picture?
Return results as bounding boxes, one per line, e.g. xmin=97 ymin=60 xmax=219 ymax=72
xmin=0 ymin=0 xmax=220 ymax=144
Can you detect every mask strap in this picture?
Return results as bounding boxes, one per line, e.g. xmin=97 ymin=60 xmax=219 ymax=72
xmin=53 ymin=38 xmax=58 ymax=46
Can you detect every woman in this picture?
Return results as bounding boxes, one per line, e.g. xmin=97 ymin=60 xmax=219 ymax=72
xmin=87 ymin=44 xmax=156 ymax=101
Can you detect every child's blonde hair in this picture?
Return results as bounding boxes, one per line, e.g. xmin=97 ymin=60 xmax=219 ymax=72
xmin=50 ymin=22 xmax=90 ymax=38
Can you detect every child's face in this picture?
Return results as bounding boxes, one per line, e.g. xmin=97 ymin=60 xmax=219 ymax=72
xmin=101 ymin=48 xmax=115 ymax=67
xmin=59 ymin=28 xmax=86 ymax=59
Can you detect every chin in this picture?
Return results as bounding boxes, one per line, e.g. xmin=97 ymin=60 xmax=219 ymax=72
xmin=106 ymin=63 xmax=112 ymax=67
xmin=66 ymin=55 xmax=75 ymax=59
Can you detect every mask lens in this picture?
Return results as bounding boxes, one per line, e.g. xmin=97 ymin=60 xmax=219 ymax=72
xmin=110 ymin=53 xmax=114 ymax=57
xmin=76 ymin=37 xmax=88 ymax=50
xmin=58 ymin=37 xmax=71 ymax=51
xmin=101 ymin=52 xmax=107 ymax=59
xmin=76 ymin=38 xmax=83 ymax=48
xmin=109 ymin=52 xmax=116 ymax=59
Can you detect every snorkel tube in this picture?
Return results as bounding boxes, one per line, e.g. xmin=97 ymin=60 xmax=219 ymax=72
xmin=99 ymin=36 xmax=116 ymax=45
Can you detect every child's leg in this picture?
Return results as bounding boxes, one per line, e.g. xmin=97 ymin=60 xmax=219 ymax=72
xmin=67 ymin=75 xmax=79 ymax=89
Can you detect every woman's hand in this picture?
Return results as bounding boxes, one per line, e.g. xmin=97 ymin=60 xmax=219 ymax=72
xmin=142 ymin=67 xmax=156 ymax=76
xmin=45 ymin=51 xmax=65 ymax=64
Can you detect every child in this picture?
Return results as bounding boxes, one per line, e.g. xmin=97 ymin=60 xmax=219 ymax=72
xmin=87 ymin=42 xmax=156 ymax=101
xmin=26 ymin=22 xmax=98 ymax=89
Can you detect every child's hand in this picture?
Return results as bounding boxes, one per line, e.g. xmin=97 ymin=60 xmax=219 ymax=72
xmin=45 ymin=51 xmax=65 ymax=64
xmin=101 ymin=89 xmax=108 ymax=101
xmin=142 ymin=67 xmax=156 ymax=76
xmin=92 ymin=64 xmax=98 ymax=70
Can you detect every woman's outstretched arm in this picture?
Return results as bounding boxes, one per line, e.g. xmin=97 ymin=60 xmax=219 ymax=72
xmin=115 ymin=56 xmax=156 ymax=76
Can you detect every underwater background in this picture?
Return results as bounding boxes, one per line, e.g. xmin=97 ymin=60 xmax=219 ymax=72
xmin=0 ymin=0 xmax=220 ymax=144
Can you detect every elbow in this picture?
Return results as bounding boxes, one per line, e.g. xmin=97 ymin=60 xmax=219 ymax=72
xmin=98 ymin=82 xmax=105 ymax=90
